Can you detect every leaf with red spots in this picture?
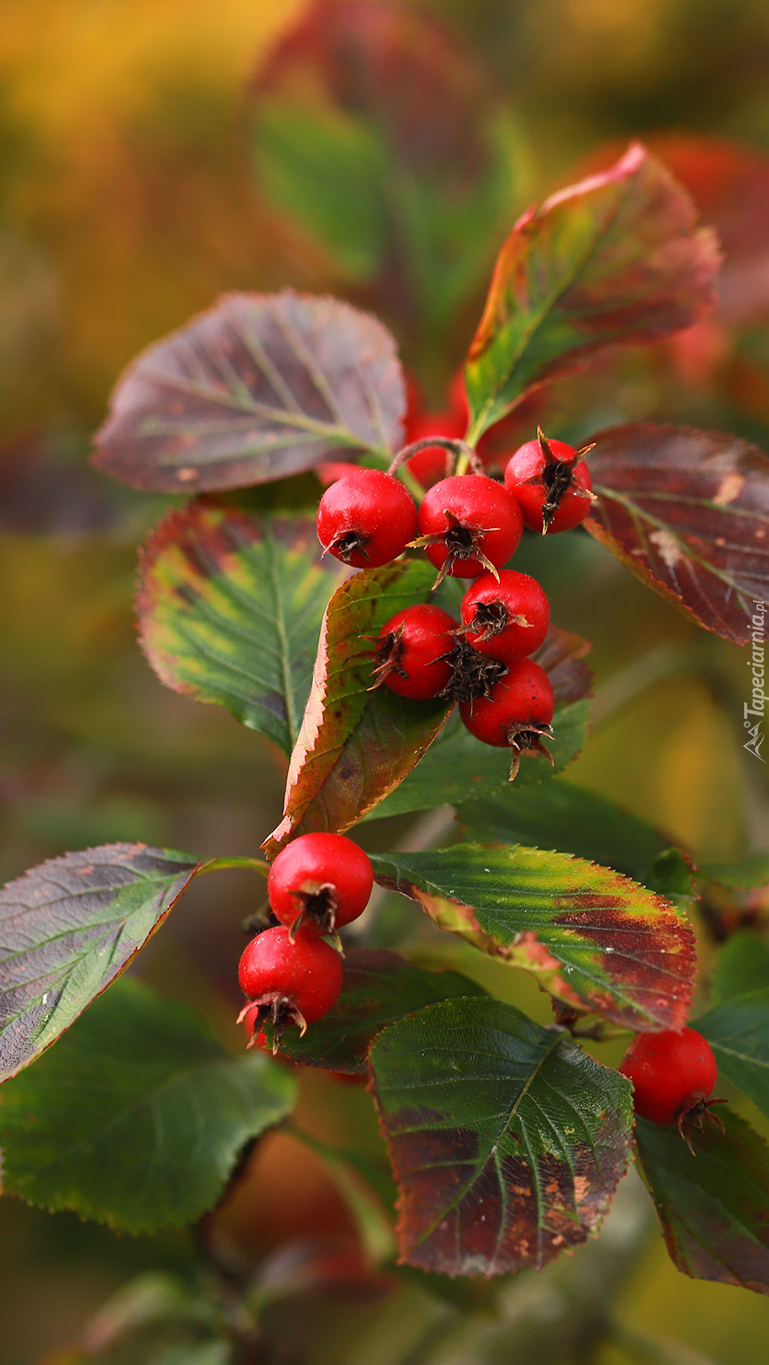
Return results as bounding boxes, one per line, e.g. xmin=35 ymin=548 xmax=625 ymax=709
xmin=93 ymin=291 xmax=405 ymax=493
xmin=584 ymin=423 xmax=769 ymax=644
xmin=364 ymin=627 xmax=592 ymax=822
xmin=137 ymin=496 xmax=345 ymax=757
xmin=635 ymin=1109 xmax=769 ymax=1294
xmin=369 ymin=996 xmax=633 ymax=1277
xmin=465 ymin=143 xmax=720 ymax=441
xmin=0 ymin=844 xmax=200 ymax=1082
xmin=370 ymin=843 xmax=695 ymax=1030
xmin=249 ymin=0 xmax=513 ymax=332
xmin=262 ymin=559 xmax=454 ymax=858
xmin=263 ymin=949 xmax=486 ymax=1074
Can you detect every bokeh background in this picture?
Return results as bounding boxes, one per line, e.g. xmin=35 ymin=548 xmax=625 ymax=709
xmin=2 ymin=1 xmax=769 ymax=1361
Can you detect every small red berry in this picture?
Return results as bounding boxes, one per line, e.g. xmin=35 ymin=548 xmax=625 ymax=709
xmin=459 ymin=657 xmax=555 ymax=779
xmin=238 ymin=925 xmax=343 ymax=1047
xmin=372 ymin=604 xmax=458 ymax=699
xmin=504 ymin=429 xmax=595 ymax=534
xmin=460 ymin=570 xmax=550 ymax=663
xmin=413 ymin=475 xmax=523 ymax=583
xmin=316 ymin=469 xmax=417 ymax=567
xmin=619 ymin=1027 xmax=718 ymax=1129
xmin=267 ymin=832 xmax=373 ymax=936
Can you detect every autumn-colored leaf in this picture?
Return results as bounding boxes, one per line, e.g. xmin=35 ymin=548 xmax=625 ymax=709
xmin=249 ymin=0 xmax=513 ymax=331
xmin=369 ymin=997 xmax=633 ymax=1277
xmin=371 ymin=843 xmax=695 ymax=1030
xmin=366 ymin=627 xmax=592 ymax=822
xmin=137 ymin=497 xmax=344 ymax=756
xmin=93 ymin=291 xmax=405 ymax=493
xmin=0 ymin=844 xmax=200 ymax=1082
xmin=635 ymin=1109 xmax=769 ymax=1294
xmin=584 ymin=423 xmax=769 ymax=644
xmin=263 ymin=559 xmax=452 ymax=857
xmin=465 ymin=144 xmax=720 ymax=440
xmin=264 ymin=949 xmax=486 ymax=1074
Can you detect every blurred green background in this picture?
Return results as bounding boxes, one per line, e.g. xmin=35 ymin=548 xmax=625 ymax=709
xmin=1 ymin=0 xmax=769 ymax=1361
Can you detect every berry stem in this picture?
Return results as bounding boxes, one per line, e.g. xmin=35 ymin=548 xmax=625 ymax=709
xmin=199 ymin=855 xmax=270 ymax=876
xmin=388 ymin=437 xmax=484 ymax=479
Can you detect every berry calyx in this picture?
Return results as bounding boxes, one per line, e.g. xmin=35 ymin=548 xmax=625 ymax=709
xmin=410 ymin=475 xmax=523 ymax=584
xmin=372 ymin=603 xmax=458 ymax=699
xmin=459 ymin=657 xmax=555 ymax=779
xmin=504 ymin=429 xmax=596 ymax=534
xmin=316 ymin=469 xmax=417 ymax=568
xmin=619 ymin=1027 xmax=723 ymax=1147
xmin=267 ymin=832 xmax=373 ymax=937
xmin=460 ymin=570 xmax=550 ymax=663
xmin=238 ymin=925 xmax=344 ymax=1051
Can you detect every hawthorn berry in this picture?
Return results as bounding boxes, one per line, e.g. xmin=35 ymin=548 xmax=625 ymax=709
xmin=504 ymin=429 xmax=595 ymax=534
xmin=316 ymin=468 xmax=417 ymax=567
xmin=459 ymin=657 xmax=555 ymax=779
xmin=619 ymin=1027 xmax=721 ymax=1144
xmin=412 ymin=474 xmax=523 ymax=583
xmin=238 ymin=924 xmax=343 ymax=1049
xmin=460 ymin=570 xmax=550 ymax=663
xmin=267 ymin=831 xmax=373 ymax=937
xmin=372 ymin=603 xmax=458 ymax=699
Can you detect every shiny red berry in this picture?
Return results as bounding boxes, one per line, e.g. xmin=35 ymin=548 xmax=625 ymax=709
xmin=619 ymin=1028 xmax=718 ymax=1126
xmin=372 ymin=603 xmax=458 ymax=699
xmin=267 ymin=832 xmax=373 ymax=936
xmin=504 ymin=430 xmax=594 ymax=534
xmin=238 ymin=925 xmax=343 ymax=1046
xmin=459 ymin=657 xmax=555 ymax=779
xmin=460 ymin=570 xmax=550 ymax=663
xmin=316 ymin=469 xmax=417 ymax=567
xmin=414 ymin=475 xmax=523 ymax=582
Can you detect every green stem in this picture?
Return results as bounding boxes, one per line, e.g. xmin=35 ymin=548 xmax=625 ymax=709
xmin=198 ymin=856 xmax=270 ymax=877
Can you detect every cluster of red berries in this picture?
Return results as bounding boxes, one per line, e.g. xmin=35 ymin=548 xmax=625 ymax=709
xmin=238 ymin=832 xmax=372 ymax=1049
xmin=316 ymin=428 xmax=594 ymax=777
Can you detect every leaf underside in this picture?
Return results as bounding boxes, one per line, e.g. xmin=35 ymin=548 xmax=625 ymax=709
xmin=369 ymin=997 xmax=633 ymax=1277
xmin=0 ymin=843 xmax=200 ymax=1082
xmin=698 ymin=988 xmax=769 ymax=1122
xmin=371 ymin=843 xmax=696 ymax=1030
xmin=93 ymin=290 xmax=405 ymax=492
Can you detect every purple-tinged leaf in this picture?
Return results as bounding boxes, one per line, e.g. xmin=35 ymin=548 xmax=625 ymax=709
xmin=584 ymin=423 xmax=769 ymax=644
xmin=635 ymin=1109 xmax=769 ymax=1294
xmin=0 ymin=844 xmax=200 ymax=1081
xmin=94 ymin=291 xmax=405 ymax=493
xmin=369 ymin=997 xmax=633 ymax=1277
xmin=465 ymin=144 xmax=721 ymax=439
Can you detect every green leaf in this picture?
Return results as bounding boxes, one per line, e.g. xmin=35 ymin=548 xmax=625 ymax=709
xmin=465 ymin=144 xmax=720 ymax=440
xmin=371 ymin=843 xmax=696 ymax=1030
xmin=456 ymin=779 xmax=670 ymax=882
xmin=703 ymin=853 xmax=769 ymax=889
xmin=712 ymin=932 xmax=769 ymax=1003
xmin=263 ymin=559 xmax=453 ymax=856
xmin=369 ymin=997 xmax=633 ymax=1277
xmin=0 ymin=977 xmax=297 ymax=1232
xmin=366 ymin=626 xmax=592 ymax=822
xmin=93 ymin=291 xmax=405 ymax=493
xmin=0 ymin=843 xmax=200 ymax=1082
xmin=697 ymin=993 xmax=769 ymax=1121
xmin=266 ymin=948 xmax=486 ymax=1074
xmin=635 ymin=1109 xmax=769 ymax=1294
xmin=137 ymin=498 xmax=344 ymax=755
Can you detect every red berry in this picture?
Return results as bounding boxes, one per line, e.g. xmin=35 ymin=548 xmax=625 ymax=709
xmin=460 ymin=570 xmax=550 ymax=663
xmin=316 ymin=469 xmax=417 ymax=568
xmin=619 ymin=1028 xmax=718 ymax=1126
xmin=238 ymin=925 xmax=343 ymax=1043
xmin=414 ymin=475 xmax=523 ymax=582
xmin=504 ymin=431 xmax=594 ymax=534
xmin=373 ymin=604 xmax=458 ymax=699
xmin=459 ymin=657 xmax=555 ymax=779
xmin=267 ymin=832 xmax=373 ymax=936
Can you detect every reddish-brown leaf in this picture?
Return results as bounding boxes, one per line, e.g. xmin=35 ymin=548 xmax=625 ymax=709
xmin=93 ymin=291 xmax=405 ymax=493
xmin=584 ymin=422 xmax=769 ymax=643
